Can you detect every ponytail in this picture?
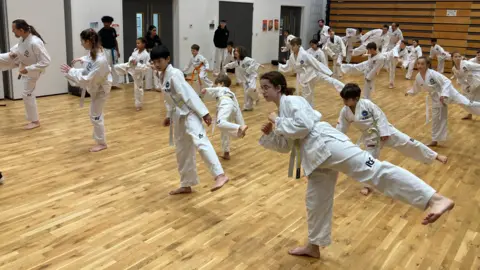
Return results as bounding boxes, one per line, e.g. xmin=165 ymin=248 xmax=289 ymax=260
xmin=12 ymin=19 xmax=46 ymax=43
xmin=260 ymin=71 xmax=296 ymax=96
xmin=80 ymin=28 xmax=101 ymax=60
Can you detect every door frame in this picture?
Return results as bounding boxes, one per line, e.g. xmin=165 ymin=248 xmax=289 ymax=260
xmin=0 ymin=0 xmax=13 ymax=99
xmin=278 ymin=5 xmax=305 ymax=62
xmin=219 ymin=1 xmax=254 ymax=56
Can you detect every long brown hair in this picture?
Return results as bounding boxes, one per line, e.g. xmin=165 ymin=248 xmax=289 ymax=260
xmin=260 ymin=71 xmax=295 ymax=95
xmin=417 ymin=56 xmax=431 ymax=69
xmin=12 ymin=19 xmax=45 ymax=43
xmin=80 ymin=29 xmax=101 ymax=60
xmin=451 ymin=51 xmax=462 ymax=69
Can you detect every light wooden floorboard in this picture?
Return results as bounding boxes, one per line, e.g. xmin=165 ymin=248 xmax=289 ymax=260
xmin=0 ymin=65 xmax=479 ymax=270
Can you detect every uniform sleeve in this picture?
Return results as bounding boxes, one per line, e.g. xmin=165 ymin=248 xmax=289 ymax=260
xmin=323 ymin=43 xmax=335 ymax=57
xmin=258 ymin=132 xmax=292 ymax=153
xmin=0 ymin=52 xmax=17 ymax=71
xmin=170 ymin=71 xmax=209 ymax=117
xmin=201 ymin=56 xmax=210 ymax=70
xmin=369 ymin=101 xmax=391 ymax=136
xmin=335 ymin=107 xmax=350 ymax=134
xmin=201 ymin=87 xmax=221 ymax=101
xmin=463 ymin=60 xmax=480 ymax=72
xmin=223 ymin=60 xmax=238 ymax=70
xmin=407 ymin=75 xmax=423 ymax=96
xmin=164 ymin=98 xmax=173 ymax=118
xmin=25 ymin=41 xmax=51 ymax=72
xmin=340 ymin=37 xmax=347 ymax=57
xmin=274 ymin=100 xmax=315 ymax=139
xmin=279 ymin=55 xmax=294 ymax=73
xmin=318 ymin=50 xmax=329 ymax=66
xmin=182 ymin=57 xmax=193 ymax=73
xmin=64 ymin=58 xmax=108 ymax=89
xmin=417 ymin=46 xmax=423 ymax=58
xmin=307 ymin=53 xmax=333 ymax=76
xmin=433 ymin=70 xmax=454 ymax=97
xmin=245 ymin=58 xmax=260 ymax=75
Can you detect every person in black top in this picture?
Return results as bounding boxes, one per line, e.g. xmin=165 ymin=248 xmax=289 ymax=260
xmin=213 ymin=20 xmax=229 ymax=76
xmin=145 ymin=25 xmax=162 ymax=51
xmin=144 ymin=25 xmax=162 ymax=90
xmin=98 ymin=16 xmax=120 ymax=87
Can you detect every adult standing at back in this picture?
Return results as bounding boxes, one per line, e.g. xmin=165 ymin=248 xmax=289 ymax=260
xmin=213 ymin=20 xmax=229 ymax=76
xmin=145 ymin=25 xmax=162 ymax=90
xmin=98 ymin=16 xmax=120 ymax=88
xmin=316 ymin=19 xmax=330 ymax=47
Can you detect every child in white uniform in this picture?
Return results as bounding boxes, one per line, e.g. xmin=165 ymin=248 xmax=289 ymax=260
xmin=429 ymin=38 xmax=451 ymax=74
xmin=405 ymin=57 xmax=480 ymax=146
xmin=341 ymin=42 xmax=385 ymax=99
xmin=0 ymin=20 xmax=51 ymax=130
xmin=342 ymin=27 xmax=362 ymax=63
xmin=337 ymin=83 xmax=448 ymax=195
xmin=224 ymin=41 xmax=243 ymax=86
xmin=279 ymin=37 xmax=345 ymax=106
xmin=404 ymin=39 xmax=422 ymax=79
xmin=114 ymin=37 xmax=150 ymax=110
xmin=223 ymin=46 xmax=262 ymax=111
xmin=151 ymin=45 xmax=229 ymax=194
xmin=183 ymin=44 xmax=213 ymax=92
xmin=451 ymin=51 xmax=480 ymax=120
xmin=258 ymin=71 xmax=454 ymax=259
xmin=385 ymin=40 xmax=410 ymax=88
xmin=61 ymin=29 xmax=112 ymax=153
xmin=307 ymin=39 xmax=328 ymax=66
xmin=323 ymin=28 xmax=346 ymax=78
xmin=201 ymin=74 xmax=248 ymax=160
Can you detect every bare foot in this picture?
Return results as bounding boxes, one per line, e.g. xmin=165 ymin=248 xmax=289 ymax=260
xmin=169 ymin=186 xmax=192 ymax=195
xmin=427 ymin=141 xmax=438 ymax=147
xmin=360 ymin=187 xmax=372 ymax=196
xmin=237 ymin=125 xmax=248 ymax=138
xmin=25 ymin=122 xmax=40 ymax=130
xmin=436 ymin=154 xmax=448 ymax=164
xmin=136 ymin=107 xmax=142 ymax=111
xmin=389 ymin=83 xmax=394 ymax=89
xmin=288 ymin=243 xmax=320 ymax=258
xmin=89 ymin=144 xmax=108 ymax=152
xmin=222 ymin=152 xmax=231 ymax=160
xmin=211 ymin=174 xmax=229 ymax=192
xmin=423 ymin=193 xmax=455 ymax=225
xmin=462 ymin=114 xmax=472 ymax=120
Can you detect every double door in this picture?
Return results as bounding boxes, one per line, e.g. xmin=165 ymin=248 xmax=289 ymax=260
xmin=122 ymin=0 xmax=174 ymax=64
xmin=278 ymin=6 xmax=302 ymax=62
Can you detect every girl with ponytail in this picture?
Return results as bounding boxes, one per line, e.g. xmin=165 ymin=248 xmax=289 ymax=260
xmin=0 ymin=19 xmax=51 ymax=129
xmin=258 ymin=71 xmax=454 ymax=259
xmin=60 ymin=28 xmax=112 ymax=152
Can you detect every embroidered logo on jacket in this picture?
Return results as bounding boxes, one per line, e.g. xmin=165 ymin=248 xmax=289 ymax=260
xmin=164 ymin=81 xmax=171 ymax=92
xmin=140 ymin=60 xmax=144 ymax=64
xmin=361 ymin=110 xmax=370 ymax=120
xmin=300 ymin=60 xmax=305 ymax=65
xmin=24 ymin=50 xmax=29 ymax=57
xmin=199 ymin=133 xmax=204 ymax=139
xmin=430 ymin=78 xmax=435 ymax=84
xmin=86 ymin=63 xmax=93 ymax=72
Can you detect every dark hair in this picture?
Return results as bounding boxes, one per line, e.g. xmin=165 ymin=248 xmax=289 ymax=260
xmin=431 ymin=38 xmax=437 ymax=42
xmin=401 ymin=40 xmax=409 ymax=46
xmin=146 ymin=25 xmax=157 ymax=38
xmin=318 ymin=19 xmax=325 ymax=23
xmin=366 ymin=42 xmax=377 ymax=50
xmin=220 ymin=20 xmax=227 ymax=23
xmin=236 ymin=46 xmax=248 ymax=60
xmin=101 ymin=16 xmax=114 ymax=23
xmin=260 ymin=71 xmax=295 ymax=96
xmin=392 ymin=22 xmax=399 ymax=27
xmin=310 ymin=39 xmax=319 ymax=44
xmin=417 ymin=56 xmax=431 ymax=68
xmin=215 ymin=74 xmax=232 ymax=87
xmin=413 ymin=39 xmax=419 ymax=44
xmin=340 ymin=83 xmax=361 ymax=100
xmin=191 ymin=44 xmax=200 ymax=51
xmin=12 ymin=19 xmax=45 ymax=43
xmin=477 ymin=49 xmax=480 ymax=54
xmin=137 ymin=37 xmax=146 ymax=44
xmin=227 ymin=41 xmax=234 ymax=46
xmin=357 ymin=27 xmax=363 ymax=33
xmin=383 ymin=24 xmax=389 ymax=29
xmin=80 ymin=29 xmax=100 ymax=60
xmin=328 ymin=28 xmax=334 ymax=33
xmin=290 ymin=37 xmax=302 ymax=46
xmin=283 ymin=29 xmax=290 ymax=34
xmin=150 ymin=45 xmax=170 ymax=60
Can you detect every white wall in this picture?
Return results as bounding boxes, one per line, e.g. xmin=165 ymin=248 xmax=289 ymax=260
xmin=6 ymin=0 xmax=67 ymax=99
xmin=177 ymin=0 xmax=327 ymax=66
xmin=70 ymin=0 xmax=124 ymax=63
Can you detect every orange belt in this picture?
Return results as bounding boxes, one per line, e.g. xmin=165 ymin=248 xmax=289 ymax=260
xmin=188 ymin=63 xmax=204 ymax=86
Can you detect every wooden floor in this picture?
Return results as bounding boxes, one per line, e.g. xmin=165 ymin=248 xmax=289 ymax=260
xmin=0 ymin=65 xmax=479 ymax=270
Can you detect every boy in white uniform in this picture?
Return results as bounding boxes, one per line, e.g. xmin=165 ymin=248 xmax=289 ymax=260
xmin=342 ymin=27 xmax=362 ymax=63
xmin=341 ymin=42 xmax=385 ymax=99
xmin=404 ymin=39 xmax=423 ymax=79
xmin=1 ymin=20 xmax=51 ymax=130
xmin=429 ymin=38 xmax=451 ymax=73
xmin=352 ymin=25 xmax=388 ymax=56
xmin=151 ymin=45 xmax=229 ymax=194
xmin=183 ymin=44 xmax=213 ymax=92
xmin=114 ymin=37 xmax=150 ymax=110
xmin=386 ymin=23 xmax=403 ymax=52
xmin=307 ymin=39 xmax=328 ymax=66
xmin=337 ymin=83 xmax=448 ymax=195
xmin=323 ymin=28 xmax=347 ymax=78
xmin=201 ymin=74 xmax=248 ymax=160
xmin=258 ymin=71 xmax=454 ymax=259
xmin=279 ymin=38 xmax=345 ymax=106
xmin=451 ymin=51 xmax=480 ymax=120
